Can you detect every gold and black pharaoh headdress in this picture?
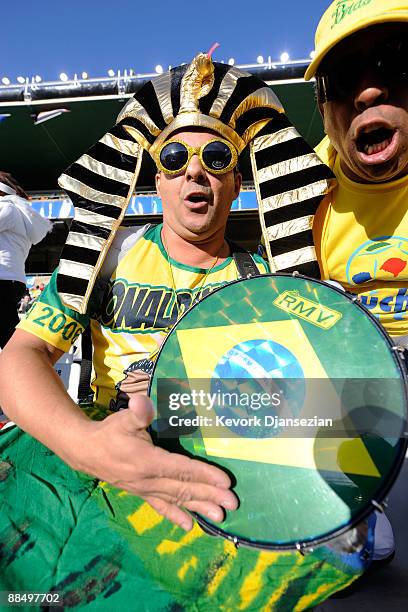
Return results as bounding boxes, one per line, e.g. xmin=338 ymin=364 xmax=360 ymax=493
xmin=58 ymin=53 xmax=335 ymax=313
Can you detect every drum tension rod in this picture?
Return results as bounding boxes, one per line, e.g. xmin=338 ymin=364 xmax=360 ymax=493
xmin=295 ymin=542 xmax=314 ymax=556
xmin=391 ymin=345 xmax=406 ymax=354
xmin=232 ymin=536 xmax=240 ymax=549
xmin=371 ymin=499 xmax=385 ymax=513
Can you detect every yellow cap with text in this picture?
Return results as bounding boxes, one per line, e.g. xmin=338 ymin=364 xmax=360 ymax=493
xmin=305 ymin=0 xmax=408 ymax=80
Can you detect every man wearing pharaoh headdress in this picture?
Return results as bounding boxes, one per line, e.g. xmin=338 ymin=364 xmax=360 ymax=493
xmin=0 ymin=55 xmax=365 ymax=609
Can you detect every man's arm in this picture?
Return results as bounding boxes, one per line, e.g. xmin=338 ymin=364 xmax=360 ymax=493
xmin=0 ymin=329 xmax=237 ymax=530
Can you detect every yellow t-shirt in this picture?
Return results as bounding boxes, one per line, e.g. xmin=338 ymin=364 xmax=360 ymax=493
xmin=19 ymin=224 xmax=269 ymax=408
xmin=315 ymin=137 xmax=408 ymax=336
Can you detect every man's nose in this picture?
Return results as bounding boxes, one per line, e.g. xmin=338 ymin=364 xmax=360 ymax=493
xmin=185 ymin=154 xmax=207 ymax=182
xmin=354 ymin=70 xmax=389 ymax=112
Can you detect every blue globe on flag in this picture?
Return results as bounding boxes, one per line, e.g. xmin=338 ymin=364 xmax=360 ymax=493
xmin=211 ymin=339 xmax=305 ymax=437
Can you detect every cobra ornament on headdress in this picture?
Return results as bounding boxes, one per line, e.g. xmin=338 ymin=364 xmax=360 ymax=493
xmin=179 ymin=53 xmax=215 ymax=114
xmin=57 ymin=53 xmax=336 ymax=313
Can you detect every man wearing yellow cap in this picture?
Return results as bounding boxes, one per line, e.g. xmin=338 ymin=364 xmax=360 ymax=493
xmin=305 ymin=0 xmax=408 ymax=565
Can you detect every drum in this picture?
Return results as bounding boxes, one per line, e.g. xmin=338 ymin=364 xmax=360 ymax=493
xmin=149 ymin=274 xmax=407 ymax=551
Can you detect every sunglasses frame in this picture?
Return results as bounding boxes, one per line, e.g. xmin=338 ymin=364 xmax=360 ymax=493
xmin=156 ymin=137 xmax=239 ymax=176
xmin=315 ymin=75 xmax=334 ymax=104
xmin=316 ymin=36 xmax=408 ymax=104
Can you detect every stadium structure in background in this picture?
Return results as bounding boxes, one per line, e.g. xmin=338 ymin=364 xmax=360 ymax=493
xmin=0 ymin=59 xmax=322 ymax=277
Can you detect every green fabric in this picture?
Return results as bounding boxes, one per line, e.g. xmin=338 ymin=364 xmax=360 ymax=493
xmin=0 ymin=420 xmax=369 ymax=611
xmin=0 ymin=426 xmax=173 ymax=611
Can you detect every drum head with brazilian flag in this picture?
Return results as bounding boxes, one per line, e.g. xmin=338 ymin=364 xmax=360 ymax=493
xmin=149 ymin=274 xmax=408 ymax=550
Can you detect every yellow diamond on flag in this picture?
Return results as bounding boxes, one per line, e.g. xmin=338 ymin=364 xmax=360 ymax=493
xmin=176 ymin=320 xmax=380 ymax=477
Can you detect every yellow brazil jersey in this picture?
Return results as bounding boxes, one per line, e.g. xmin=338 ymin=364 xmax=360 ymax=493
xmin=19 ymin=224 xmax=269 ymax=408
xmin=314 ymin=137 xmax=408 ymax=336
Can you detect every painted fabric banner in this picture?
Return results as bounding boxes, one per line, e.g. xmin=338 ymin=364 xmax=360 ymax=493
xmin=0 ymin=411 xmax=373 ymax=611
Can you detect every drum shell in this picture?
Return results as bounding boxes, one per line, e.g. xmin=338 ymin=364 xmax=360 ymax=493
xmin=149 ymin=274 xmax=408 ymax=550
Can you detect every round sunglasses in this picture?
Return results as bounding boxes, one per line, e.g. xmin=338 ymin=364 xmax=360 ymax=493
xmin=156 ymin=138 xmax=238 ymax=175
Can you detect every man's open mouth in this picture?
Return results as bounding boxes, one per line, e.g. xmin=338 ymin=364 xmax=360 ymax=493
xmin=185 ymin=193 xmax=210 ymax=204
xmin=356 ymin=127 xmax=396 ymax=155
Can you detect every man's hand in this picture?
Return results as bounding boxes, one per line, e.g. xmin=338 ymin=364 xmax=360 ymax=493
xmin=0 ymin=332 xmax=237 ymax=532
xmin=75 ymin=395 xmax=238 ymax=531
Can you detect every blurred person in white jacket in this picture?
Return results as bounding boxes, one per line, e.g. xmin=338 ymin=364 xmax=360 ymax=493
xmin=0 ymin=172 xmax=51 ymax=348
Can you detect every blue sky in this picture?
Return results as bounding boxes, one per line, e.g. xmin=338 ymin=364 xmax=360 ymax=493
xmin=2 ymin=0 xmax=330 ymax=83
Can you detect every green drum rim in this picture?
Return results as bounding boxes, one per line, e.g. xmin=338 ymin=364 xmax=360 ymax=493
xmin=149 ymin=274 xmax=408 ymax=550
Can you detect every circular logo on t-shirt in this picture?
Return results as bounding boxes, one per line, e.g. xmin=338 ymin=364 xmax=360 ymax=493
xmin=346 ymin=236 xmax=408 ymax=285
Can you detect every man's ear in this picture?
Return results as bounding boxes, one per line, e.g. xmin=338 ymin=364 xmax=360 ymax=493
xmin=233 ymin=172 xmax=242 ymax=200
xmin=155 ymin=171 xmax=161 ymax=197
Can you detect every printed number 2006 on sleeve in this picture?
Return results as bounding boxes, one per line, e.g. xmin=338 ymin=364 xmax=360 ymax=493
xmin=32 ymin=306 xmax=83 ymax=343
